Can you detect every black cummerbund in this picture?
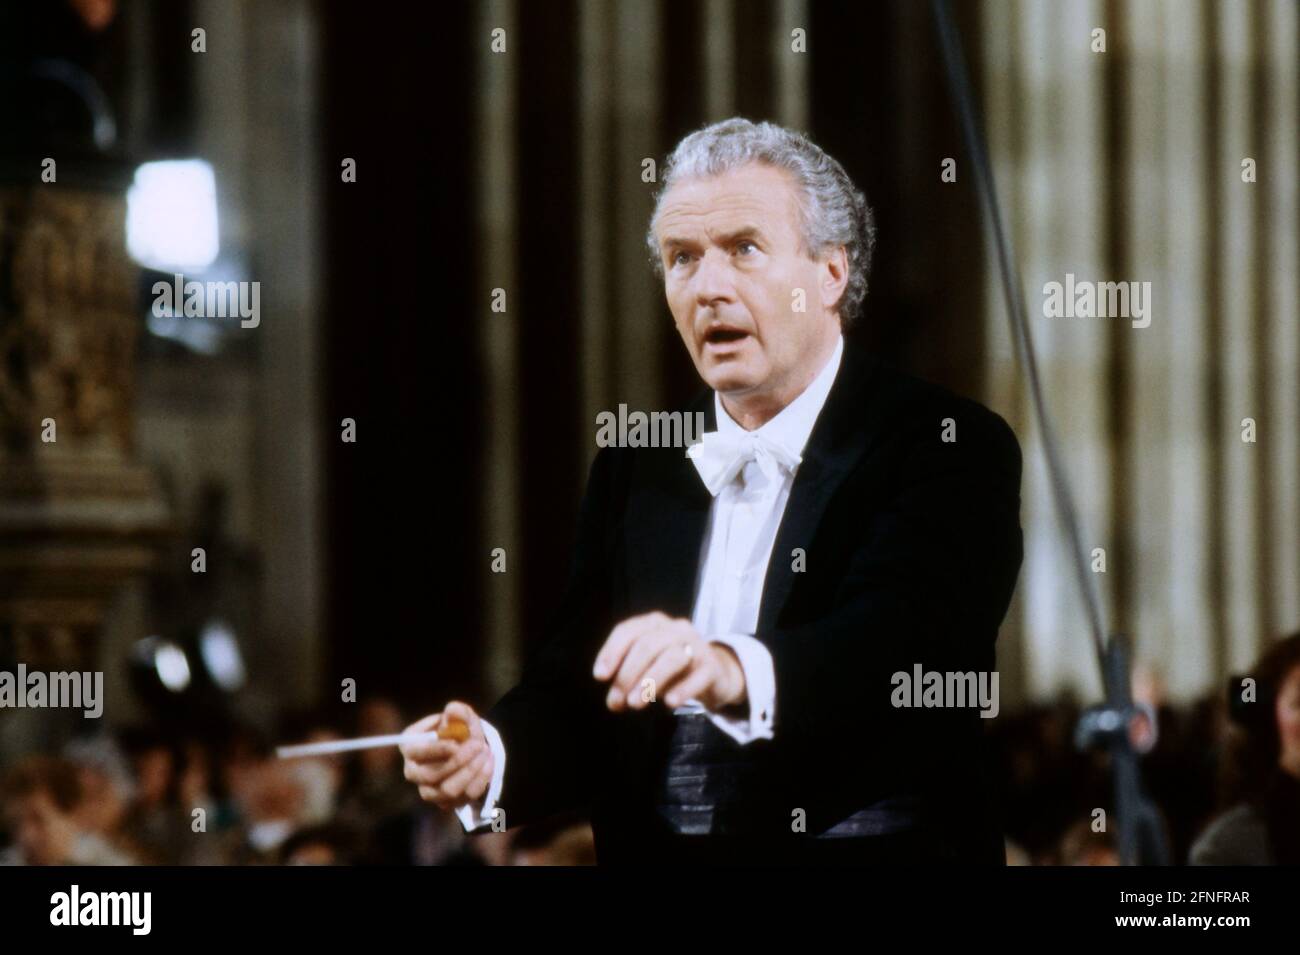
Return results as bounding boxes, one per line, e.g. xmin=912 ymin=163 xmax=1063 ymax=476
xmin=654 ymin=711 xmax=926 ymax=839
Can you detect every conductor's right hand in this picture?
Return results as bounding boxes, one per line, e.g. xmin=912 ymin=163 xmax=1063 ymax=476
xmin=399 ymin=701 xmax=493 ymax=811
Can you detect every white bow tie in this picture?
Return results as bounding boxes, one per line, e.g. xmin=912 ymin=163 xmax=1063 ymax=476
xmin=686 ymin=428 xmax=802 ymax=496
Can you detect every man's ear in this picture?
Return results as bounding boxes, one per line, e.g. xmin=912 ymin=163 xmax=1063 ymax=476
xmin=819 ymin=246 xmax=850 ymax=312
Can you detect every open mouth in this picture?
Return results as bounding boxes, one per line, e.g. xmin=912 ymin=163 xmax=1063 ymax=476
xmin=703 ymin=327 xmax=750 ymax=347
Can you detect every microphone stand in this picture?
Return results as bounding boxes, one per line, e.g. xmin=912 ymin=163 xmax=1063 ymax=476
xmin=928 ymin=0 xmax=1169 ymax=865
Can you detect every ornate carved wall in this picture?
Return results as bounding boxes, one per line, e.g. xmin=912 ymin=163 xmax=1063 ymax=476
xmin=0 ymin=183 xmax=168 ymax=677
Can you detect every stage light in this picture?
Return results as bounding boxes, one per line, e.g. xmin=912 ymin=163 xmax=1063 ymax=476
xmin=125 ymin=159 xmax=220 ymax=272
xmin=198 ymin=620 xmax=247 ymax=692
xmin=132 ymin=636 xmax=192 ymax=693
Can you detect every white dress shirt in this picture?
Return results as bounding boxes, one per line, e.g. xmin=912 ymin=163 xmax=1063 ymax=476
xmin=456 ymin=335 xmax=845 ymax=832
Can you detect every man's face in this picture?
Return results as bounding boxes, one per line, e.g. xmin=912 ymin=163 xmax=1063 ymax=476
xmin=654 ymin=163 xmax=845 ymax=407
xmin=75 ymin=766 xmax=128 ymax=834
xmin=5 ymin=791 xmax=78 ymax=866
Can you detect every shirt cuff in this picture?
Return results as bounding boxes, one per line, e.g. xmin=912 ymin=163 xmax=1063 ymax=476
xmin=704 ymin=634 xmax=776 ymax=744
xmin=453 ymin=718 xmax=507 ymax=832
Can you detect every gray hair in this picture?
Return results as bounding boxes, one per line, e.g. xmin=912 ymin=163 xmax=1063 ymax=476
xmin=646 ymin=118 xmax=876 ymax=326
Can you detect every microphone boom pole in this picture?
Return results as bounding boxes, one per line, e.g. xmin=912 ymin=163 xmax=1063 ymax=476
xmin=928 ymin=0 xmax=1169 ymax=866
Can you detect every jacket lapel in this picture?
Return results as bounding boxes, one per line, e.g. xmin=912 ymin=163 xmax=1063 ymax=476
xmin=756 ymin=343 xmax=884 ymax=636
xmin=623 ymin=395 xmax=716 ymax=618
xmin=623 ymin=343 xmax=887 ymax=636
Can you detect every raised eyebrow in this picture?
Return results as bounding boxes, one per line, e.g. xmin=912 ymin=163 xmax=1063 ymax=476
xmin=718 ymin=227 xmax=763 ymax=245
xmin=661 ymin=237 xmax=697 ymax=254
xmin=663 ymin=228 xmax=762 ymax=253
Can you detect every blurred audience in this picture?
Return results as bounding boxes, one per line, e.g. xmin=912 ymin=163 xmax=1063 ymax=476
xmin=510 ymin=813 xmax=597 ymax=866
xmin=2 ymin=659 xmax=1298 ymax=866
xmin=1057 ymin=819 xmax=1120 ymax=866
xmin=280 ymin=822 xmax=365 ymax=865
xmin=0 ymin=756 xmax=135 ymax=865
xmin=1189 ymin=632 xmax=1300 ymax=865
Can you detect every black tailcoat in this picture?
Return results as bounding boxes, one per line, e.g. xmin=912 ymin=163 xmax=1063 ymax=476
xmin=485 ymin=341 xmax=1023 ymax=864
